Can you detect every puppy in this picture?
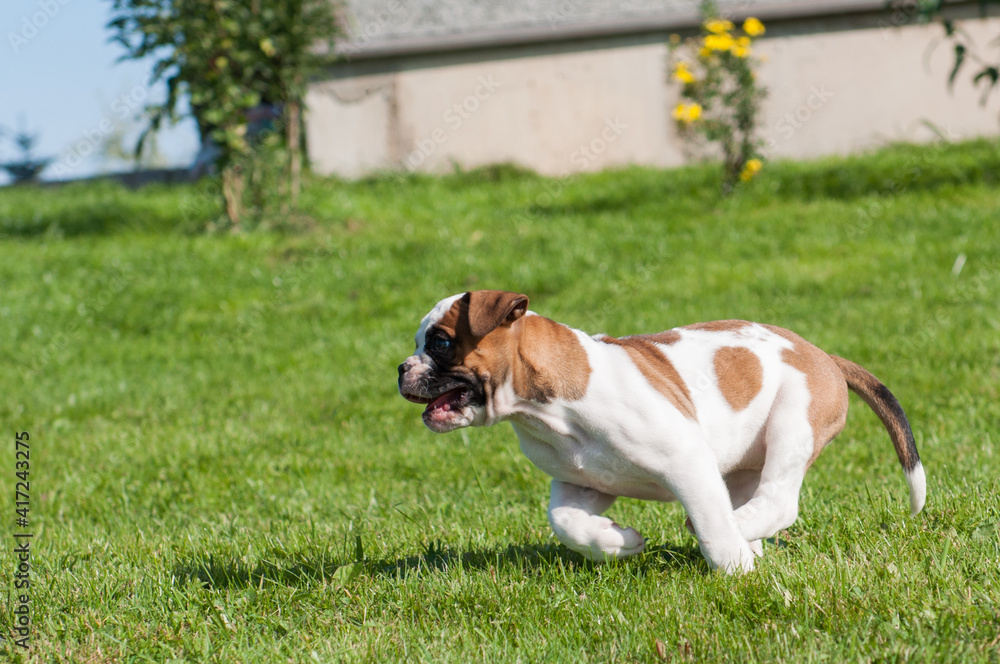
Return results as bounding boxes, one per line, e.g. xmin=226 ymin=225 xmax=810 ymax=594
xmin=397 ymin=291 xmax=925 ymax=573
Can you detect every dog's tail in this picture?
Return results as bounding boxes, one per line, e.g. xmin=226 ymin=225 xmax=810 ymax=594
xmin=829 ymin=355 xmax=926 ymax=515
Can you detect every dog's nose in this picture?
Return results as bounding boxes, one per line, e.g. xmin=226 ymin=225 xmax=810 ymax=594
xmin=397 ymin=362 xmax=408 ymax=378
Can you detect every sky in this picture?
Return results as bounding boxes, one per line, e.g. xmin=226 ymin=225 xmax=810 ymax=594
xmin=0 ymin=0 xmax=200 ymax=185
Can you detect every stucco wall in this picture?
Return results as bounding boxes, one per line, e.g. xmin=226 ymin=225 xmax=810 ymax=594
xmin=305 ymin=15 xmax=1000 ymax=177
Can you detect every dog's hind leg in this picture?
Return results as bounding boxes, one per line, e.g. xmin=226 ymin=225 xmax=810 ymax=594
xmin=733 ymin=393 xmax=815 ymax=542
xmin=734 ymin=339 xmax=851 ymax=543
xmin=547 ymin=480 xmax=645 ymax=562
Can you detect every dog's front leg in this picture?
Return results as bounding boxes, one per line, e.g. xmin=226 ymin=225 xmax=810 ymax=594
xmin=547 ymin=480 xmax=645 ymax=562
xmin=685 ymin=469 xmax=765 ymax=557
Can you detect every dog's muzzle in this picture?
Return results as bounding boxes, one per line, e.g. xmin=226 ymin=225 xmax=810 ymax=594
xmin=398 ymin=356 xmax=481 ymax=432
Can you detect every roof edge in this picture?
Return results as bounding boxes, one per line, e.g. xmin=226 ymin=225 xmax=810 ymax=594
xmin=332 ymin=0 xmax=893 ymax=62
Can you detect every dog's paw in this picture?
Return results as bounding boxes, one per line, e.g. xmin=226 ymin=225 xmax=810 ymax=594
xmin=749 ymin=539 xmax=764 ymax=557
xmin=579 ymin=518 xmax=645 ymax=562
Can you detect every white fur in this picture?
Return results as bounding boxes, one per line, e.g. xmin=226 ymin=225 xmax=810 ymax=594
xmin=907 ymin=462 xmax=926 ymax=515
xmin=414 ymin=293 xmax=464 ymax=353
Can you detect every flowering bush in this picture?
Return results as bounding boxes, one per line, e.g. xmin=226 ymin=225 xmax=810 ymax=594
xmin=669 ymin=5 xmax=768 ymax=192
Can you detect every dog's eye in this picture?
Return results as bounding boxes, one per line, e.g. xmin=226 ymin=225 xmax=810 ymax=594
xmin=428 ymin=336 xmax=452 ymax=354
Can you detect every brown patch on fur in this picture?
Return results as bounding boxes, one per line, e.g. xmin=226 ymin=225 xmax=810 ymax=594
xmin=641 ymin=330 xmax=682 ymax=345
xmin=430 ymin=293 xmax=514 ymax=397
xmin=713 ymin=347 xmax=763 ymax=411
xmin=683 ymin=320 xmax=752 ymax=333
xmin=511 ymin=316 xmax=590 ymax=403
xmin=766 ymin=325 xmax=849 ymax=464
xmin=601 ymin=336 xmax=696 ymax=420
xmin=434 ymin=292 xmax=527 ymax=350
xmin=466 ymin=290 xmax=528 ymax=338
xmin=433 ymin=293 xmax=590 ymax=404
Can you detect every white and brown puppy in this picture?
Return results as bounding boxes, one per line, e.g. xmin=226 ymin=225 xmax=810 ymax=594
xmin=397 ymin=290 xmax=926 ymax=573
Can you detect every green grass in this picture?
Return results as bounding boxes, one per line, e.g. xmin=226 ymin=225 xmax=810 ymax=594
xmin=1 ymin=139 xmax=999 ymax=662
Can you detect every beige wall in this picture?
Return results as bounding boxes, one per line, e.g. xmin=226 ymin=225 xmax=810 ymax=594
xmin=305 ymin=17 xmax=1000 ymax=178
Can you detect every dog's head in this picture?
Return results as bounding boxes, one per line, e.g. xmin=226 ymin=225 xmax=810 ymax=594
xmin=398 ymin=290 xmax=528 ymax=432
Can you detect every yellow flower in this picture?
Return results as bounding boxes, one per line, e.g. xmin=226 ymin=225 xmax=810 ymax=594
xmin=703 ymin=33 xmax=735 ymax=52
xmin=743 ymin=17 xmax=765 ymax=37
xmin=704 ymin=18 xmax=734 ymax=35
xmin=673 ymin=103 xmax=703 ymax=123
xmin=674 ymin=62 xmax=696 ymax=84
xmin=739 ymin=158 xmax=763 ymax=182
xmin=731 ymin=36 xmax=752 ymax=57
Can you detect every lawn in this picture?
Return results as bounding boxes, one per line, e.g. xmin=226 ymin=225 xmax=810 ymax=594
xmin=1 ymin=139 xmax=999 ymax=662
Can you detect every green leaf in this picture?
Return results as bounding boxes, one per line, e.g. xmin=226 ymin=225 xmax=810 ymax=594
xmin=972 ymin=66 xmax=1000 ymax=105
xmin=948 ymin=43 xmax=966 ymax=90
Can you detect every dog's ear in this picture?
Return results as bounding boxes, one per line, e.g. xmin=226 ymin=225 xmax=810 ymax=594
xmin=466 ymin=290 xmax=529 ymax=338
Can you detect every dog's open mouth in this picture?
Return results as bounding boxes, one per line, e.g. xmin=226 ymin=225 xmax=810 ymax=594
xmin=424 ymin=386 xmax=473 ymax=419
xmin=401 ymin=382 xmax=476 ymax=428
xmin=404 ymin=386 xmax=472 ymax=417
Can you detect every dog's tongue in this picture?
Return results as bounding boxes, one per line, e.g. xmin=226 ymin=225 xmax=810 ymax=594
xmin=426 ymin=388 xmax=465 ymax=419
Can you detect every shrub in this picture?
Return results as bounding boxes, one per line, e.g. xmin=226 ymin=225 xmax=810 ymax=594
xmin=108 ymin=0 xmax=340 ymax=229
xmin=668 ymin=2 xmax=767 ymax=193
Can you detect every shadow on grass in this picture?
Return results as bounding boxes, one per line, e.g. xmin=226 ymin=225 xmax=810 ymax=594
xmin=3 ymin=209 xmax=155 ymax=239
xmin=759 ymin=138 xmax=1000 ymax=201
xmin=365 ymin=540 xmax=704 ymax=580
xmin=0 ymin=181 xmax=205 ymax=238
xmin=173 ymin=540 xmax=705 ymax=590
